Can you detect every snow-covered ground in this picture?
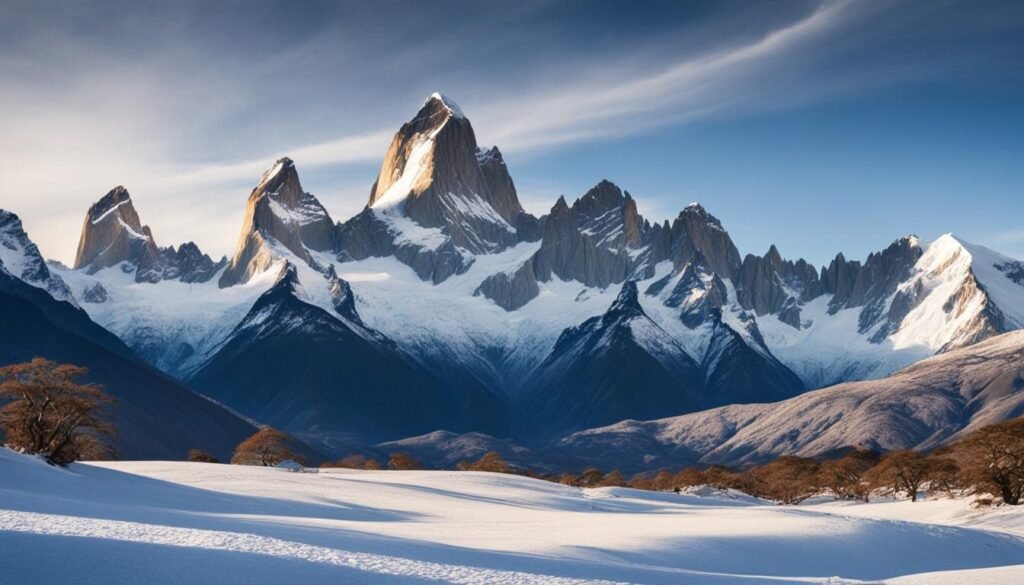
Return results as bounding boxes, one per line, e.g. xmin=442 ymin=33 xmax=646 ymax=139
xmin=1 ymin=449 xmax=1022 ymax=584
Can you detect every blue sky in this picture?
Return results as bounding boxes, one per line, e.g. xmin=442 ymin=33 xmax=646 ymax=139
xmin=1 ymin=0 xmax=1022 ymax=266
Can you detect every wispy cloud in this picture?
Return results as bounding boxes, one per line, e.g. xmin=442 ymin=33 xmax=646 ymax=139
xmin=1 ymin=0 xmax=1017 ymax=263
xmin=150 ymin=1 xmax=866 ymax=194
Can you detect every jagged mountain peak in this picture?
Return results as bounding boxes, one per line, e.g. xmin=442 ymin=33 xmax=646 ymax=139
xmin=73 ymin=185 xmax=161 ymax=279
xmin=666 ymin=199 xmax=741 ymax=280
xmin=607 ymin=280 xmax=643 ymax=319
xmin=86 ymin=185 xmax=132 ymax=222
xmin=254 ymin=156 xmax=300 ymax=195
xmin=71 ymin=185 xmax=225 ymax=284
xmin=337 ymin=93 xmax=527 ymax=285
xmin=0 ymin=209 xmax=76 ymax=304
xmin=573 ymin=180 xmax=634 ymax=214
xmin=219 ymin=158 xmax=334 ymax=288
xmin=677 ymin=200 xmax=722 ymax=224
xmin=425 ymin=92 xmax=465 ymax=119
xmin=551 ymin=195 xmax=570 ymax=213
xmin=364 ymin=92 xmax=523 ymax=230
xmin=475 ymin=145 xmax=503 ymax=163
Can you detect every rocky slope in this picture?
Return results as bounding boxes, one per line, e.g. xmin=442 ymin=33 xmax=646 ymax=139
xmin=559 ymin=329 xmax=1024 ymax=470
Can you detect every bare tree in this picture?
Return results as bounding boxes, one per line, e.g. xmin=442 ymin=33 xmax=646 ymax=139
xmin=0 ymin=358 xmax=114 ymax=465
xmin=956 ymin=418 xmax=1024 ymax=505
xmin=751 ymin=456 xmax=821 ymax=504
xmin=865 ymin=450 xmax=934 ymax=502
xmin=818 ymin=449 xmax=879 ymax=501
xmin=230 ymin=428 xmax=298 ymax=466
xmin=576 ymin=468 xmax=605 ymax=487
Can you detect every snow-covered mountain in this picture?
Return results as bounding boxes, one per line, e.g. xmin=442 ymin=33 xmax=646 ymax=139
xmin=7 ymin=92 xmax=1022 ymax=450
xmin=0 ymin=210 xmax=76 ymax=304
xmin=0 ymin=211 xmax=256 ymax=460
xmin=188 ymin=260 xmax=512 ymax=441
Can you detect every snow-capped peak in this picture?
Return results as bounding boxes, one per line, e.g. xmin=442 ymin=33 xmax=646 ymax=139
xmin=0 ymin=210 xmax=77 ymax=305
xmin=86 ymin=186 xmax=132 ymax=224
xmin=881 ymin=233 xmax=1024 ymax=352
xmin=427 ymin=92 xmax=465 ymax=119
xmin=256 ymin=157 xmax=294 ymax=190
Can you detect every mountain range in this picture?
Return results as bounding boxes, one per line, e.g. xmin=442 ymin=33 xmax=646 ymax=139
xmin=2 ymin=92 xmax=1023 ymax=464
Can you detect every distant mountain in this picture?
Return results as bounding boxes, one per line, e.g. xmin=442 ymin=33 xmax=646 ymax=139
xmin=0 ymin=211 xmax=255 ymax=461
xmin=559 ymin=329 xmax=1024 ymax=470
xmin=17 ymin=92 xmax=1022 ymax=454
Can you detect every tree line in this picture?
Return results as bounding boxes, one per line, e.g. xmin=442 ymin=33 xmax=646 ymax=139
xmin=2 ymin=358 xmax=1022 ymax=506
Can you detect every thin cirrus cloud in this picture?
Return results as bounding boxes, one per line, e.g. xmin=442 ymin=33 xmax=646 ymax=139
xmin=154 ymin=0 xmax=863 ymax=206
xmin=1 ymin=0 xmax=1014 ymax=263
xmin=186 ymin=0 xmax=861 ymax=178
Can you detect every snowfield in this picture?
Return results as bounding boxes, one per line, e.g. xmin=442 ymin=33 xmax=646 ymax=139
xmin=1 ymin=449 xmax=1023 ymax=584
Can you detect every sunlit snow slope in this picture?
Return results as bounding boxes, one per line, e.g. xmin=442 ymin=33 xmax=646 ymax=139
xmin=1 ymin=449 xmax=1023 ymax=584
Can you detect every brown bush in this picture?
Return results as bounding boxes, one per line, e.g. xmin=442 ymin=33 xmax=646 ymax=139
xmin=925 ymin=455 xmax=961 ymax=498
xmin=596 ymin=470 xmax=626 ymax=487
xmin=187 ymin=448 xmax=219 ymax=463
xmin=387 ymin=452 xmax=422 ymax=470
xmin=576 ymin=468 xmax=605 ymax=487
xmin=0 ymin=358 xmax=114 ymax=465
xmin=673 ymin=467 xmax=706 ymax=488
xmin=321 ymin=454 xmax=383 ymax=470
xmin=628 ymin=474 xmax=654 ymax=490
xmin=649 ymin=470 xmax=674 ymax=491
xmin=456 ymin=451 xmax=511 ymax=473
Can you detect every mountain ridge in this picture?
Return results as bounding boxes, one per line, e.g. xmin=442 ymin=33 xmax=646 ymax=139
xmin=6 ymin=92 xmax=1022 ymax=455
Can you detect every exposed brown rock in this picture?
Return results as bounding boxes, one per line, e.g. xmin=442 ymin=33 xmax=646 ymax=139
xmin=219 ymin=158 xmax=334 ymax=288
xmin=73 ymin=186 xmax=160 ymax=278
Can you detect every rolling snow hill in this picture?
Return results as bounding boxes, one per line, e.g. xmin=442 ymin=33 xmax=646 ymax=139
xmin=1 ymin=448 xmax=1022 ymax=584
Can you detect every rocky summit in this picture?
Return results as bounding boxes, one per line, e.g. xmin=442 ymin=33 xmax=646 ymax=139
xmin=73 ymin=186 xmax=224 ymax=285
